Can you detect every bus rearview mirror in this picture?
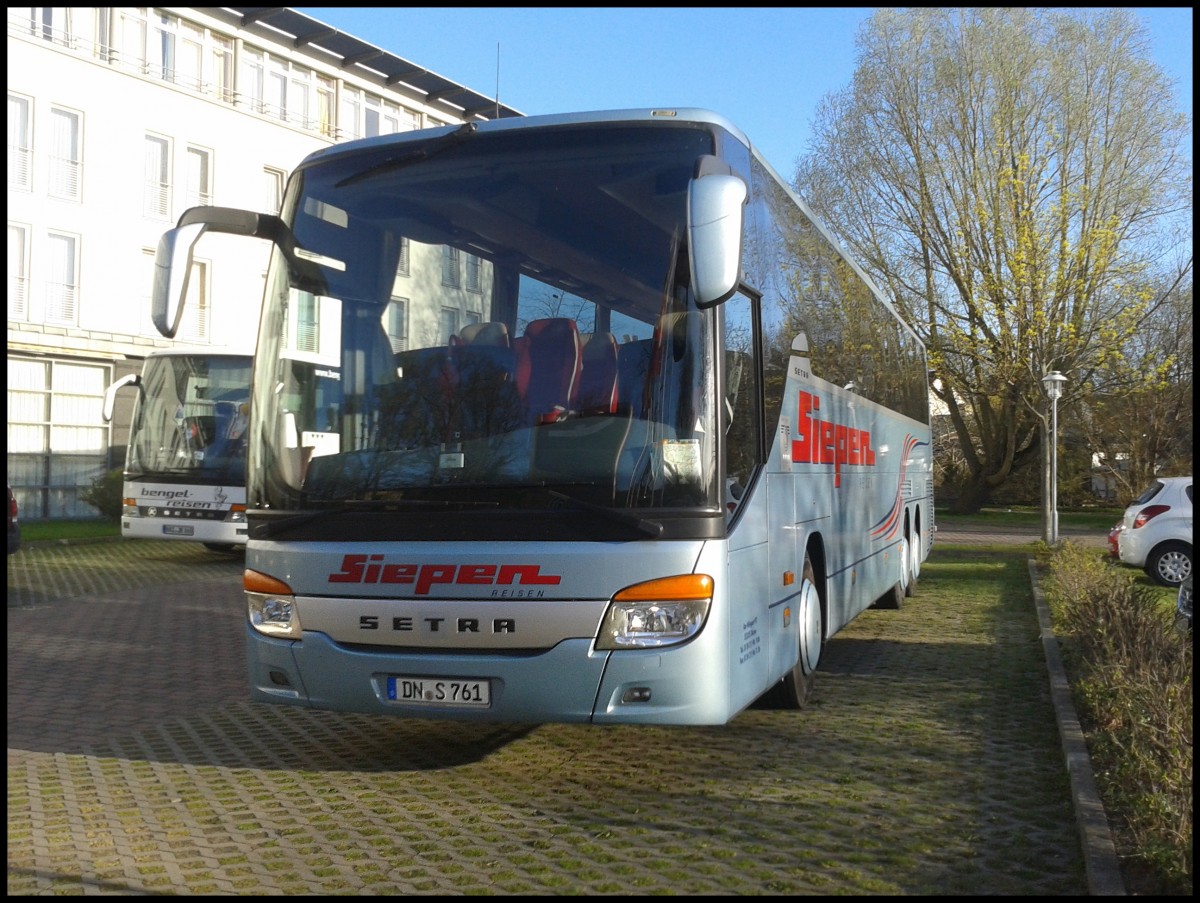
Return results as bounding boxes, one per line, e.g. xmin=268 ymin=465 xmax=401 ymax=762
xmin=687 ymin=173 xmax=747 ymax=308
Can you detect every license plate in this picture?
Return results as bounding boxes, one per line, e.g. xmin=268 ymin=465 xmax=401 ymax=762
xmin=163 ymin=524 xmax=194 ymax=536
xmin=387 ymin=676 xmax=491 ymax=707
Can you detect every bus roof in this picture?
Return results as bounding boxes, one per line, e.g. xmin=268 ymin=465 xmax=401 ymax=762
xmin=301 ymin=107 xmax=752 ymax=168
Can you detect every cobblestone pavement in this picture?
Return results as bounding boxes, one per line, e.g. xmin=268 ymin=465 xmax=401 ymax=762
xmin=8 ymin=532 xmax=1114 ymax=895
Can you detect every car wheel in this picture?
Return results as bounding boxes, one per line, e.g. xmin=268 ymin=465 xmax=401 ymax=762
xmin=1144 ymin=541 xmax=1192 ymax=587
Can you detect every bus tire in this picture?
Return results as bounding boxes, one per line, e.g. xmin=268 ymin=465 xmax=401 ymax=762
xmin=877 ymin=579 xmax=904 ymax=609
xmin=904 ymin=531 xmax=920 ymax=598
xmin=778 ymin=553 xmax=823 ymax=709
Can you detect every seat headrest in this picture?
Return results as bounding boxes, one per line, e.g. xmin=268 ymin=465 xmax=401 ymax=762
xmin=460 ymin=321 xmax=510 ymax=347
xmin=582 ymin=331 xmax=619 ymax=361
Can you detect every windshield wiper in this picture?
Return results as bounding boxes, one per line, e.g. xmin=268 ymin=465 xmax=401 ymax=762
xmin=335 ymin=122 xmax=477 ymax=189
xmin=542 ymin=489 xmax=664 ymax=538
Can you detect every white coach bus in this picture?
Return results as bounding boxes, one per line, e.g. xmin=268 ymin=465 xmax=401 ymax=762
xmin=103 ymin=348 xmax=251 ymax=551
xmin=149 ymin=108 xmax=932 ymax=724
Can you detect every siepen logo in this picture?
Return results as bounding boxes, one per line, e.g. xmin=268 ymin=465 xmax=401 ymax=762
xmin=792 ymin=390 xmax=875 ymax=487
xmin=328 ymin=555 xmax=562 ymax=595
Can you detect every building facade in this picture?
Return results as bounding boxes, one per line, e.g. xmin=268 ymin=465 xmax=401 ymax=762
xmin=7 ymin=7 xmax=521 ymax=519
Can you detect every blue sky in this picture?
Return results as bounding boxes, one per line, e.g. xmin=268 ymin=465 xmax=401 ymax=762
xmin=294 ymin=7 xmax=1192 ymax=176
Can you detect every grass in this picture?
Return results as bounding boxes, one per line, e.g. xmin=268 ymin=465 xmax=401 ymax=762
xmin=935 ymin=504 xmax=1124 ymax=531
xmin=19 ymin=518 xmax=120 ymax=543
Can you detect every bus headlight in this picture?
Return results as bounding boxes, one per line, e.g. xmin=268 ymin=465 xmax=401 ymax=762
xmin=596 ymin=574 xmax=712 ymax=650
xmin=245 ymin=569 xmax=302 ymax=639
xmin=228 ymin=504 xmax=247 ymax=524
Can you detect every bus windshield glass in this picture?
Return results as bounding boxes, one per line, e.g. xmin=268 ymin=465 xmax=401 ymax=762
xmin=128 ymin=354 xmax=251 ymax=484
xmin=251 ymin=123 xmax=722 ymax=519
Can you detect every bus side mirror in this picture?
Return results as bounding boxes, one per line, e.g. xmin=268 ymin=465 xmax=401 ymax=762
xmin=151 ymin=207 xmax=289 ymax=339
xmin=102 ymin=373 xmax=140 ymax=423
xmin=687 ymin=172 xmax=747 ymax=308
xmin=151 ymin=222 xmax=208 ymax=339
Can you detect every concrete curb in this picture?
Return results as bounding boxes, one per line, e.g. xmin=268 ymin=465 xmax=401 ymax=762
xmin=1027 ymin=558 xmax=1126 ymax=896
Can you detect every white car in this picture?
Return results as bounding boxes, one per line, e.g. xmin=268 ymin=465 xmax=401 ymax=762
xmin=1116 ymin=476 xmax=1193 ymax=587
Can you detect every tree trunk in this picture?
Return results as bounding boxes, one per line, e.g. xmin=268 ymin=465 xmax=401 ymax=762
xmin=949 ymin=481 xmax=992 ymax=514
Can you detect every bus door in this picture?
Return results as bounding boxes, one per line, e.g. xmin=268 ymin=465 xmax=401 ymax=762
xmin=720 ymin=292 xmax=782 ymax=704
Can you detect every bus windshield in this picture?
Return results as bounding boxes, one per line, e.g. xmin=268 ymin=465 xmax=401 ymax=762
xmin=251 ymin=123 xmax=722 ymax=524
xmin=129 ymin=354 xmax=251 ymax=484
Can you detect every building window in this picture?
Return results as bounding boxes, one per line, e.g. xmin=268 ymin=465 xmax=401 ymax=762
xmin=8 ymin=93 xmax=32 ymax=191
xmin=143 ymin=134 xmax=170 ymax=219
xmin=289 ymin=70 xmax=311 ymax=128
xmin=465 ymin=254 xmax=482 ymax=293
xmin=7 ymin=357 xmax=110 ymax=520
xmin=27 ymin=6 xmax=75 ymax=47
xmin=117 ymin=8 xmax=148 ymax=74
xmin=290 ymin=290 xmax=318 ymax=353
xmin=440 ymin=307 xmax=459 ymax=345
xmin=442 ymin=246 xmax=460 ymax=288
xmin=240 ymin=47 xmax=265 ymax=114
xmin=176 ymin=21 xmax=204 ymax=91
xmin=44 ymin=231 xmax=78 ymax=325
xmin=317 ymin=76 xmax=336 ymax=137
xmin=397 ymin=236 xmax=410 ymax=277
xmin=94 ymin=8 xmax=113 ymax=60
xmin=258 ymin=55 xmax=316 ymax=127
xmin=210 ymin=34 xmax=234 ymax=102
xmin=386 ymin=297 xmax=408 ymax=353
xmin=339 ymin=87 xmax=362 ymax=141
xmin=185 ymin=146 xmax=212 ymax=208
xmin=263 ymin=166 xmax=285 ymax=215
xmin=365 ymin=96 xmax=398 ymax=137
xmin=8 ymin=223 xmax=29 ymax=320
xmin=177 ymin=258 xmax=209 ymax=343
xmin=147 ymin=11 xmax=177 ymax=82
xmin=48 ymin=107 xmax=82 ymax=201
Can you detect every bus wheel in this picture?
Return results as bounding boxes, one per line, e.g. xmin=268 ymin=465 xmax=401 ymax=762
xmin=875 ymin=541 xmax=905 ymax=610
xmin=780 ymin=554 xmax=823 ymax=709
xmin=904 ymin=531 xmax=920 ymax=598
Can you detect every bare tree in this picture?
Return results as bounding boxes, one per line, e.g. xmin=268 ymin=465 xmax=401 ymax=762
xmin=1085 ymin=279 xmax=1193 ymax=504
xmin=796 ymin=8 xmax=1192 ymax=515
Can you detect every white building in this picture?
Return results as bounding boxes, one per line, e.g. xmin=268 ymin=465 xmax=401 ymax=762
xmin=7 ymin=7 xmax=521 ymax=519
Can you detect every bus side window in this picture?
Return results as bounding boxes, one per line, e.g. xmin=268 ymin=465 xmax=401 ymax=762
xmin=723 ymin=293 xmax=761 ymax=514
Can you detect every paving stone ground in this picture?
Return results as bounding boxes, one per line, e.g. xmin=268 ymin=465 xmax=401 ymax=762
xmin=8 ymin=530 xmax=1107 ymax=895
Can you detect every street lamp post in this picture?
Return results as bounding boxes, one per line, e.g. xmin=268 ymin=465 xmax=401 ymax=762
xmin=1042 ymin=371 xmax=1067 ymax=545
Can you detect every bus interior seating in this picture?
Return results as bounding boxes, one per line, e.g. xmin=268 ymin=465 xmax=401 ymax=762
xmin=578 ymin=331 xmax=620 ymax=415
xmin=456 ymin=321 xmax=511 ymax=348
xmin=452 ymin=321 xmax=522 ymax=440
xmin=452 ymin=321 xmax=516 ymax=384
xmin=531 ymin=330 xmax=632 ymax=492
xmin=514 ymin=317 xmax=582 ymax=425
